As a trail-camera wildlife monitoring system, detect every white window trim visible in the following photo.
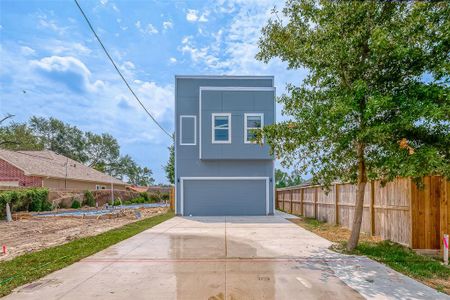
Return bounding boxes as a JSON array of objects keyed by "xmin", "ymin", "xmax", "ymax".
[
  {"xmin": 180, "ymin": 177, "xmax": 270, "ymax": 216},
  {"xmin": 179, "ymin": 115, "xmax": 197, "ymax": 146},
  {"xmin": 244, "ymin": 113, "xmax": 264, "ymax": 144},
  {"xmin": 211, "ymin": 113, "xmax": 232, "ymax": 144}
]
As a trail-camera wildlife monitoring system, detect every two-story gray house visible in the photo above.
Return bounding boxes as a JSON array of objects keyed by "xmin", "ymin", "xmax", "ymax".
[{"xmin": 174, "ymin": 75, "xmax": 275, "ymax": 216}]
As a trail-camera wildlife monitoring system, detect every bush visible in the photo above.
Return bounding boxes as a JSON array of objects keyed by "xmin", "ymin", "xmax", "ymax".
[
  {"xmin": 84, "ymin": 190, "xmax": 96, "ymax": 207},
  {"xmin": 113, "ymin": 199, "xmax": 122, "ymax": 206},
  {"xmin": 140, "ymin": 192, "xmax": 149, "ymax": 202},
  {"xmin": 71, "ymin": 199, "xmax": 81, "ymax": 209},
  {"xmin": 123, "ymin": 201, "xmax": 131, "ymax": 205},
  {"xmin": 0, "ymin": 188, "xmax": 49, "ymax": 215}
]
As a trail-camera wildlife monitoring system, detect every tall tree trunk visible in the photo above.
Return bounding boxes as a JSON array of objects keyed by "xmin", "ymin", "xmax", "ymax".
[{"xmin": 347, "ymin": 142, "xmax": 367, "ymax": 251}]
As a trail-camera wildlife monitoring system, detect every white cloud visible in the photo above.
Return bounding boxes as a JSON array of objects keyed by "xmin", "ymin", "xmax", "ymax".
[
  {"xmin": 186, "ymin": 9, "xmax": 199, "ymax": 22},
  {"xmin": 186, "ymin": 9, "xmax": 209, "ymax": 23},
  {"xmin": 135, "ymin": 81, "xmax": 174, "ymax": 120},
  {"xmin": 111, "ymin": 3, "xmax": 119, "ymax": 12},
  {"xmin": 169, "ymin": 57, "xmax": 177, "ymax": 64},
  {"xmin": 37, "ymin": 14, "xmax": 67, "ymax": 35},
  {"xmin": 163, "ymin": 21, "xmax": 173, "ymax": 30},
  {"xmin": 20, "ymin": 46, "xmax": 35, "ymax": 56},
  {"xmin": 135, "ymin": 21, "xmax": 158, "ymax": 34},
  {"xmin": 31, "ymin": 56, "xmax": 104, "ymax": 93},
  {"xmin": 44, "ymin": 41, "xmax": 92, "ymax": 56}
]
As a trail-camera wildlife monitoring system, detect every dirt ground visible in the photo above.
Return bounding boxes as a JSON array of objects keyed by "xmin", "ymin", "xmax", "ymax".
[{"xmin": 0, "ymin": 207, "xmax": 168, "ymax": 261}]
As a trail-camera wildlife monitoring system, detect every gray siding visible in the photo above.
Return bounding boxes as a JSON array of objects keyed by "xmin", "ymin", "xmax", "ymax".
[
  {"xmin": 175, "ymin": 76, "xmax": 275, "ymax": 216},
  {"xmin": 200, "ymin": 89, "xmax": 274, "ymax": 160}
]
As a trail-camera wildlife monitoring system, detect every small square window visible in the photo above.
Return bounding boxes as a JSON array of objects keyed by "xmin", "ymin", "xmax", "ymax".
[
  {"xmin": 245, "ymin": 113, "xmax": 264, "ymax": 144},
  {"xmin": 212, "ymin": 113, "xmax": 231, "ymax": 143}
]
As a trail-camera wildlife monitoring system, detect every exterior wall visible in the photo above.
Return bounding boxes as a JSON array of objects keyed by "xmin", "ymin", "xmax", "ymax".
[
  {"xmin": 0, "ymin": 159, "xmax": 42, "ymax": 187},
  {"xmin": 175, "ymin": 76, "xmax": 275, "ymax": 216},
  {"xmin": 200, "ymin": 89, "xmax": 274, "ymax": 159},
  {"xmin": 42, "ymin": 178, "xmax": 127, "ymax": 191}
]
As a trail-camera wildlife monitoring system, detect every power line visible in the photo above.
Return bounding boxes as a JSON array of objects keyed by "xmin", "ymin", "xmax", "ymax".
[{"xmin": 74, "ymin": 0, "xmax": 173, "ymax": 139}]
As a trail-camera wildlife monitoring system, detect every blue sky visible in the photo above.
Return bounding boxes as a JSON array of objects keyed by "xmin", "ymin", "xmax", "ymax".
[{"xmin": 0, "ymin": 0, "xmax": 306, "ymax": 184}]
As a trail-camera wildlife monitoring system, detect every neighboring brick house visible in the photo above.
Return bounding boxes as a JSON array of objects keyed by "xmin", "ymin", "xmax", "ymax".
[{"xmin": 0, "ymin": 149, "xmax": 128, "ymax": 190}]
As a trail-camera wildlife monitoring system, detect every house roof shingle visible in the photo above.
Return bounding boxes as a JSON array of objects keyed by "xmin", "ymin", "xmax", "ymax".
[{"xmin": 0, "ymin": 149, "xmax": 126, "ymax": 185}]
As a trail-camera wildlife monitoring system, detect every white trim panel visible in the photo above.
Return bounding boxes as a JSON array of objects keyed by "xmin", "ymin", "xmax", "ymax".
[
  {"xmin": 200, "ymin": 86, "xmax": 275, "ymax": 92},
  {"xmin": 179, "ymin": 115, "xmax": 197, "ymax": 146},
  {"xmin": 180, "ymin": 176, "xmax": 270, "ymax": 216}
]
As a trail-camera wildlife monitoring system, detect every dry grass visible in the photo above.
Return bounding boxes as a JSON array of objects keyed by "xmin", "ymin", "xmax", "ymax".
[{"xmin": 290, "ymin": 216, "xmax": 450, "ymax": 295}]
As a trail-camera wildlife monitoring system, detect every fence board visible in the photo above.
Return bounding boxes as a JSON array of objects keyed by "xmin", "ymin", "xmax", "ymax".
[{"xmin": 276, "ymin": 176, "xmax": 449, "ymax": 249}]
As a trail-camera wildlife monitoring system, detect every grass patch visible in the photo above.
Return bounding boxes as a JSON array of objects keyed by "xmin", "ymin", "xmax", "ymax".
[
  {"xmin": 290, "ymin": 216, "xmax": 450, "ymax": 294},
  {"xmin": 0, "ymin": 212, "xmax": 174, "ymax": 297}
]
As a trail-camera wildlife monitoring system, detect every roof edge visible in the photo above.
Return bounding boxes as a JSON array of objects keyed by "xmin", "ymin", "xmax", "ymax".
[
  {"xmin": 33, "ymin": 174, "xmax": 128, "ymax": 186},
  {"xmin": 175, "ymin": 75, "xmax": 274, "ymax": 80}
]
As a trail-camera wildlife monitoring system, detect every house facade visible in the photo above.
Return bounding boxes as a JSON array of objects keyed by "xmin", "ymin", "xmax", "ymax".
[
  {"xmin": 175, "ymin": 75, "xmax": 275, "ymax": 216},
  {"xmin": 0, "ymin": 149, "xmax": 128, "ymax": 190}
]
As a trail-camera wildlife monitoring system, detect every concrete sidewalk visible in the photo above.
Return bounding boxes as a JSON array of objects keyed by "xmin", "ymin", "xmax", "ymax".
[{"xmin": 4, "ymin": 214, "xmax": 448, "ymax": 299}]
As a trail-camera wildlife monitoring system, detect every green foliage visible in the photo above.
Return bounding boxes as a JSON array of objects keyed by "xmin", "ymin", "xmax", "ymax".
[
  {"xmin": 0, "ymin": 188, "xmax": 49, "ymax": 214},
  {"xmin": 164, "ymin": 143, "xmax": 175, "ymax": 184},
  {"xmin": 275, "ymin": 169, "xmax": 305, "ymax": 188},
  {"xmin": 0, "ymin": 122, "xmax": 43, "ymax": 151},
  {"xmin": 0, "ymin": 212, "xmax": 174, "ymax": 297},
  {"xmin": 140, "ymin": 192, "xmax": 150, "ymax": 202},
  {"xmin": 256, "ymin": 1, "xmax": 450, "ymax": 186},
  {"xmin": 113, "ymin": 199, "xmax": 122, "ymax": 206},
  {"xmin": 83, "ymin": 190, "xmax": 95, "ymax": 207},
  {"xmin": 70, "ymin": 199, "xmax": 81, "ymax": 209},
  {"xmin": 0, "ymin": 116, "xmax": 155, "ymax": 186},
  {"xmin": 352, "ymin": 241, "xmax": 450, "ymax": 280}
]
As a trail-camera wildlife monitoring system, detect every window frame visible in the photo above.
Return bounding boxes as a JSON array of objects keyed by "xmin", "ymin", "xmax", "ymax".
[
  {"xmin": 244, "ymin": 113, "xmax": 264, "ymax": 144},
  {"xmin": 179, "ymin": 115, "xmax": 197, "ymax": 146},
  {"xmin": 211, "ymin": 113, "xmax": 232, "ymax": 144}
]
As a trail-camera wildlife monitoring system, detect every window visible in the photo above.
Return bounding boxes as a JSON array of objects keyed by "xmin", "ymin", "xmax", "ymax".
[
  {"xmin": 96, "ymin": 185, "xmax": 106, "ymax": 190},
  {"xmin": 212, "ymin": 113, "xmax": 231, "ymax": 143},
  {"xmin": 245, "ymin": 113, "xmax": 264, "ymax": 144}
]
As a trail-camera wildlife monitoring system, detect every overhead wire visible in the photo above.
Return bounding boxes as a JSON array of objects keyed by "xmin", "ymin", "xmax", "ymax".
[{"xmin": 74, "ymin": 0, "xmax": 173, "ymax": 139}]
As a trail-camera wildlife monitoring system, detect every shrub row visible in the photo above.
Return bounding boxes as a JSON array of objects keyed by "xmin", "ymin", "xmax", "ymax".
[
  {"xmin": 0, "ymin": 188, "xmax": 50, "ymax": 215},
  {"xmin": 113, "ymin": 192, "xmax": 169, "ymax": 206}
]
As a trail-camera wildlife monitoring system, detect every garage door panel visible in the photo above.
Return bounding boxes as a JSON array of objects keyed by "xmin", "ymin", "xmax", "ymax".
[{"xmin": 183, "ymin": 179, "xmax": 266, "ymax": 216}]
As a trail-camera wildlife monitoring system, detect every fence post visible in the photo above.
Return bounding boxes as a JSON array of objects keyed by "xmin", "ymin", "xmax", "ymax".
[
  {"xmin": 335, "ymin": 184, "xmax": 339, "ymax": 226},
  {"xmin": 290, "ymin": 189, "xmax": 293, "ymax": 214},
  {"xmin": 275, "ymin": 189, "xmax": 278, "ymax": 210},
  {"xmin": 370, "ymin": 181, "xmax": 375, "ymax": 236},
  {"xmin": 300, "ymin": 188, "xmax": 304, "ymax": 216},
  {"xmin": 314, "ymin": 187, "xmax": 318, "ymax": 219}
]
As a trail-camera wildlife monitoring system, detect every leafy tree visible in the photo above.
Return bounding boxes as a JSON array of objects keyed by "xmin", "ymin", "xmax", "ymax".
[
  {"xmin": 29, "ymin": 116, "xmax": 87, "ymax": 163},
  {"xmin": 164, "ymin": 144, "xmax": 175, "ymax": 184},
  {"xmin": 275, "ymin": 169, "xmax": 305, "ymax": 188},
  {"xmin": 128, "ymin": 166, "xmax": 155, "ymax": 186},
  {"xmin": 275, "ymin": 169, "xmax": 289, "ymax": 188},
  {"xmin": 257, "ymin": 1, "xmax": 450, "ymax": 250},
  {"xmin": 0, "ymin": 122, "xmax": 43, "ymax": 150},
  {"xmin": 1, "ymin": 116, "xmax": 155, "ymax": 187},
  {"xmin": 85, "ymin": 132, "xmax": 120, "ymax": 171}
]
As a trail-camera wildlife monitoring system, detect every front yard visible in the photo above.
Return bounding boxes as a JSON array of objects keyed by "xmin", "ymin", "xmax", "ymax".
[
  {"xmin": 290, "ymin": 216, "xmax": 450, "ymax": 294},
  {"xmin": 0, "ymin": 211, "xmax": 174, "ymax": 297}
]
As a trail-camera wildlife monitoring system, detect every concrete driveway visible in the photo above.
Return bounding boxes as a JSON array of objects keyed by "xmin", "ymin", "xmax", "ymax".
[{"xmin": 4, "ymin": 212, "xmax": 448, "ymax": 300}]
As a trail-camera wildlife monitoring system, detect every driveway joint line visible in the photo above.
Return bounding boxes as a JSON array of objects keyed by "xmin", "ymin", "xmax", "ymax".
[{"xmin": 55, "ymin": 217, "xmax": 184, "ymax": 299}]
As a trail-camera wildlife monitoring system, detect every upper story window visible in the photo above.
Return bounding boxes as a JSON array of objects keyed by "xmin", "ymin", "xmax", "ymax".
[
  {"xmin": 245, "ymin": 113, "xmax": 264, "ymax": 144},
  {"xmin": 212, "ymin": 113, "xmax": 231, "ymax": 143}
]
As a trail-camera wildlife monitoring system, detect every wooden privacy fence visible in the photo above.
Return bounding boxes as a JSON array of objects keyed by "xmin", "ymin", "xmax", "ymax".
[{"xmin": 276, "ymin": 176, "xmax": 450, "ymax": 250}]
